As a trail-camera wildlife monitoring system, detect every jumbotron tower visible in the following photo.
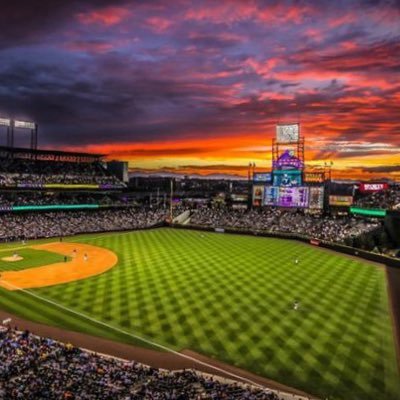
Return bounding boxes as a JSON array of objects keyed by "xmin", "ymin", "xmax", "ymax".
[{"xmin": 272, "ymin": 123, "xmax": 304, "ymax": 186}]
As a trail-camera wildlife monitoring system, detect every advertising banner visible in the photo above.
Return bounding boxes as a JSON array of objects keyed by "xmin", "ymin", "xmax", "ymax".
[
  {"xmin": 329, "ymin": 195, "xmax": 353, "ymax": 206},
  {"xmin": 252, "ymin": 185, "xmax": 264, "ymax": 206},
  {"xmin": 359, "ymin": 183, "xmax": 388, "ymax": 192},
  {"xmin": 253, "ymin": 173, "xmax": 272, "ymax": 183},
  {"xmin": 304, "ymin": 172, "xmax": 325, "ymax": 183},
  {"xmin": 309, "ymin": 187, "xmax": 324, "ymax": 209}
]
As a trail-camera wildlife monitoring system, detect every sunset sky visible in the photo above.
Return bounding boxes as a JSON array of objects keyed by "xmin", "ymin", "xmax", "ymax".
[{"xmin": 1, "ymin": 0, "xmax": 399, "ymax": 180}]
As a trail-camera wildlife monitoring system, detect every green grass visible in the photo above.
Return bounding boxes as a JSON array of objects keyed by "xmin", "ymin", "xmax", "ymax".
[
  {"xmin": 0, "ymin": 228, "xmax": 398, "ymax": 400},
  {"xmin": 0, "ymin": 248, "xmax": 68, "ymax": 271}
]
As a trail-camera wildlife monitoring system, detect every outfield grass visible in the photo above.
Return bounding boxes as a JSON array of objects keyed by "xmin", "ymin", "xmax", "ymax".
[{"xmin": 0, "ymin": 228, "xmax": 399, "ymax": 400}]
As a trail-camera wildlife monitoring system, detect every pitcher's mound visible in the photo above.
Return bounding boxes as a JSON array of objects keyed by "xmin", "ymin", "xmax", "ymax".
[{"xmin": 1, "ymin": 256, "xmax": 23, "ymax": 262}]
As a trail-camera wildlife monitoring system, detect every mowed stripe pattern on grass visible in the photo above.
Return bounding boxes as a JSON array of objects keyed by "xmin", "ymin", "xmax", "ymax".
[
  {"xmin": 0, "ymin": 249, "xmax": 67, "ymax": 272},
  {"xmin": 0, "ymin": 228, "xmax": 398, "ymax": 400}
]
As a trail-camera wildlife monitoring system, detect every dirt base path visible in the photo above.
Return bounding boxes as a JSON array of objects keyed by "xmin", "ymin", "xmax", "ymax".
[{"xmin": 0, "ymin": 242, "xmax": 118, "ymax": 290}]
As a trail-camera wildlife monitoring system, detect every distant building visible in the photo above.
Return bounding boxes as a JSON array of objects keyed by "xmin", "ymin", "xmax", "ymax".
[{"xmin": 106, "ymin": 161, "xmax": 129, "ymax": 183}]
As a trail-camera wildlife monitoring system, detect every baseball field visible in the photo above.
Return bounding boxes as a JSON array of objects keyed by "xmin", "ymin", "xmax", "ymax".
[{"xmin": 0, "ymin": 228, "xmax": 398, "ymax": 400}]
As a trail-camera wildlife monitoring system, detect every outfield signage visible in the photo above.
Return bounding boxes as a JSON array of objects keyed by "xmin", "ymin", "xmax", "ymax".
[
  {"xmin": 309, "ymin": 187, "xmax": 324, "ymax": 209},
  {"xmin": 253, "ymin": 172, "xmax": 272, "ymax": 182},
  {"xmin": 11, "ymin": 204, "xmax": 100, "ymax": 212},
  {"xmin": 252, "ymin": 185, "xmax": 264, "ymax": 207},
  {"xmin": 304, "ymin": 172, "xmax": 325, "ymax": 183},
  {"xmin": 45, "ymin": 184, "xmax": 100, "ymax": 189},
  {"xmin": 329, "ymin": 195, "xmax": 353, "ymax": 206},
  {"xmin": 10, "ymin": 183, "xmax": 124, "ymax": 190},
  {"xmin": 350, "ymin": 207, "xmax": 386, "ymax": 217},
  {"xmin": 231, "ymin": 194, "xmax": 248, "ymax": 202},
  {"xmin": 359, "ymin": 183, "xmax": 388, "ymax": 192}
]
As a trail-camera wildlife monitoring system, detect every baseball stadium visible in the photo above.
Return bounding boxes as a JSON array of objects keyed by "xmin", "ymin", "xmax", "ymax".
[
  {"xmin": 1, "ymin": 1, "xmax": 400, "ymax": 398},
  {"xmin": 0, "ymin": 121, "xmax": 399, "ymax": 400}
]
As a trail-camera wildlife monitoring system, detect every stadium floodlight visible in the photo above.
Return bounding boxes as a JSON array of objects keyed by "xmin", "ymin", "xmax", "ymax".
[
  {"xmin": 0, "ymin": 118, "xmax": 11, "ymax": 126},
  {"xmin": 14, "ymin": 120, "xmax": 35, "ymax": 129}
]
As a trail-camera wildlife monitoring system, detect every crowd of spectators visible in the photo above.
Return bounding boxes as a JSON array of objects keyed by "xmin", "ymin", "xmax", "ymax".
[
  {"xmin": 0, "ymin": 158, "xmax": 124, "ymax": 187},
  {"xmin": 189, "ymin": 208, "xmax": 382, "ymax": 246},
  {"xmin": 0, "ymin": 204, "xmax": 387, "ymax": 248},
  {"xmin": 0, "ymin": 326, "xmax": 280, "ymax": 399},
  {"xmin": 355, "ymin": 186, "xmax": 400, "ymax": 210},
  {"xmin": 0, "ymin": 192, "xmax": 133, "ymax": 208},
  {"xmin": 0, "ymin": 208, "xmax": 168, "ymax": 241}
]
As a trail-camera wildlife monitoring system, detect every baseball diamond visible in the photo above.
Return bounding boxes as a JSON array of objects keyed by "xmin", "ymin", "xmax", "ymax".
[{"xmin": 0, "ymin": 228, "xmax": 398, "ymax": 400}]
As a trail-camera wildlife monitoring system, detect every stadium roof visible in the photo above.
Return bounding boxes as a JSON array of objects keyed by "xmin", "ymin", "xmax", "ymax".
[{"xmin": 0, "ymin": 146, "xmax": 104, "ymax": 162}]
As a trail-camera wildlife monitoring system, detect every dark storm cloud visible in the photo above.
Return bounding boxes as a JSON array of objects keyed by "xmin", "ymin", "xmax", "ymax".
[
  {"xmin": 0, "ymin": 52, "xmax": 248, "ymax": 145},
  {"xmin": 0, "ymin": 0, "xmax": 399, "ymax": 171},
  {"xmin": 313, "ymin": 38, "xmax": 400, "ymax": 74},
  {"xmin": 0, "ymin": 1, "xmax": 130, "ymax": 48},
  {"xmin": 185, "ymin": 33, "xmax": 244, "ymax": 49}
]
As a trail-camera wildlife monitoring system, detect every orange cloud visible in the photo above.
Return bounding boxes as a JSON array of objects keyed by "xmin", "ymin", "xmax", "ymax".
[{"xmin": 55, "ymin": 124, "xmax": 400, "ymax": 181}]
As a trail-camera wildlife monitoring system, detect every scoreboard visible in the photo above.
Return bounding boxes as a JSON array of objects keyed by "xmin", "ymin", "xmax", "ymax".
[
  {"xmin": 254, "ymin": 185, "xmax": 325, "ymax": 209},
  {"xmin": 263, "ymin": 186, "xmax": 309, "ymax": 208},
  {"xmin": 278, "ymin": 187, "xmax": 309, "ymax": 207},
  {"xmin": 264, "ymin": 186, "xmax": 280, "ymax": 206}
]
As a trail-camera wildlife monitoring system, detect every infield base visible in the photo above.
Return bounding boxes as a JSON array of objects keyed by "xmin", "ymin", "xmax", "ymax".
[{"xmin": 1, "ymin": 256, "xmax": 23, "ymax": 262}]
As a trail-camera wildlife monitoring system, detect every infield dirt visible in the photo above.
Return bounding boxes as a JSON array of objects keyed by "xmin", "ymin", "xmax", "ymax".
[{"xmin": 0, "ymin": 242, "xmax": 117, "ymax": 290}]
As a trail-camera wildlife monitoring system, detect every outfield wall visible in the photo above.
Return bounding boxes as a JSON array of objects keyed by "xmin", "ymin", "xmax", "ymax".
[{"xmin": 170, "ymin": 223, "xmax": 400, "ymax": 268}]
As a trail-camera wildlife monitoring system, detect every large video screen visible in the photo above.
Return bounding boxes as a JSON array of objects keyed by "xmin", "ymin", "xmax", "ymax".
[
  {"xmin": 263, "ymin": 186, "xmax": 309, "ymax": 207},
  {"xmin": 264, "ymin": 186, "xmax": 279, "ymax": 205},
  {"xmin": 309, "ymin": 187, "xmax": 324, "ymax": 209},
  {"xmin": 278, "ymin": 187, "xmax": 309, "ymax": 207},
  {"xmin": 276, "ymin": 123, "xmax": 299, "ymax": 143},
  {"xmin": 273, "ymin": 170, "xmax": 302, "ymax": 187}
]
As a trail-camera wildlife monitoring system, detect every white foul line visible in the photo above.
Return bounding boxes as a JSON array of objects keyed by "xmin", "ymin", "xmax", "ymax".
[{"xmin": 0, "ymin": 279, "xmax": 284, "ymax": 395}]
